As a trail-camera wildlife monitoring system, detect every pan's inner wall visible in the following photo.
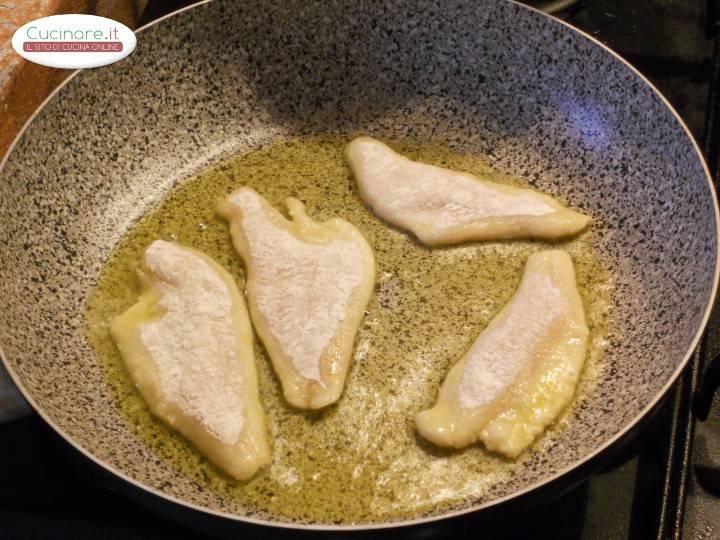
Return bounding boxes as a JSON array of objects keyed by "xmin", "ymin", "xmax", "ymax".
[{"xmin": 0, "ymin": 0, "xmax": 715, "ymax": 525}]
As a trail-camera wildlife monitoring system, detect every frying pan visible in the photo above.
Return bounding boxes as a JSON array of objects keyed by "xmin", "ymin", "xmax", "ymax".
[{"xmin": 0, "ymin": 0, "xmax": 718, "ymax": 532}]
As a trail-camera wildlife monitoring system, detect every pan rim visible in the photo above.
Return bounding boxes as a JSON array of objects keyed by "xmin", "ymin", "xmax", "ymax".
[{"xmin": 1, "ymin": 0, "xmax": 718, "ymax": 531}]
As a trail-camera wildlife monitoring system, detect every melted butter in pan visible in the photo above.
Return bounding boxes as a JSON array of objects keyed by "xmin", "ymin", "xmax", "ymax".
[{"xmin": 85, "ymin": 136, "xmax": 613, "ymax": 524}]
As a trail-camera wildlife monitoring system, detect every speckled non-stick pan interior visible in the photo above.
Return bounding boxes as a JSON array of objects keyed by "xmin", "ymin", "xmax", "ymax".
[{"xmin": 0, "ymin": 0, "xmax": 717, "ymax": 529}]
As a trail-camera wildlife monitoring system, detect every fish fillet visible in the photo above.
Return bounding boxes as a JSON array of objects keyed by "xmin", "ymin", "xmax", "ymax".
[
  {"xmin": 111, "ymin": 240, "xmax": 271, "ymax": 480},
  {"xmin": 345, "ymin": 136, "xmax": 590, "ymax": 246},
  {"xmin": 217, "ymin": 187, "xmax": 375, "ymax": 410},
  {"xmin": 415, "ymin": 250, "xmax": 589, "ymax": 457}
]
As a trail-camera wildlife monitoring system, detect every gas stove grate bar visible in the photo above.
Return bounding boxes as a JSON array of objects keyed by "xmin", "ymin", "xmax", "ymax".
[
  {"xmin": 657, "ymin": 347, "xmax": 705, "ymax": 539},
  {"xmin": 702, "ymin": 0, "xmax": 720, "ymax": 179}
]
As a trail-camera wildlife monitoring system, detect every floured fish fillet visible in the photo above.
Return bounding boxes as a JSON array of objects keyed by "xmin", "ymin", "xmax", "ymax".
[
  {"xmin": 345, "ymin": 136, "xmax": 590, "ymax": 246},
  {"xmin": 217, "ymin": 187, "xmax": 375, "ymax": 410},
  {"xmin": 111, "ymin": 240, "xmax": 271, "ymax": 480},
  {"xmin": 415, "ymin": 250, "xmax": 589, "ymax": 457}
]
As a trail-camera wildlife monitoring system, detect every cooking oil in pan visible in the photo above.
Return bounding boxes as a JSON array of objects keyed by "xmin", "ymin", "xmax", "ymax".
[{"xmin": 85, "ymin": 136, "xmax": 613, "ymax": 523}]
